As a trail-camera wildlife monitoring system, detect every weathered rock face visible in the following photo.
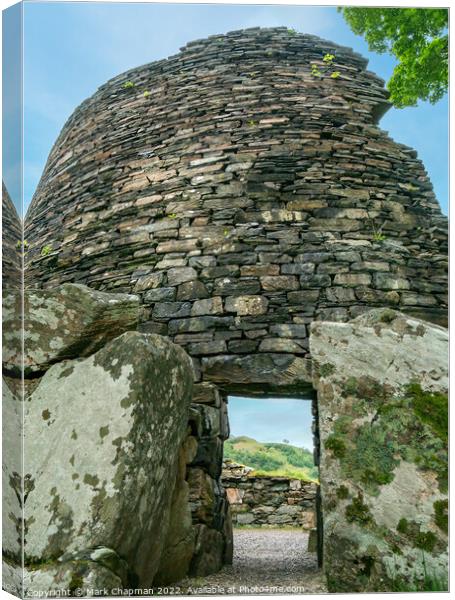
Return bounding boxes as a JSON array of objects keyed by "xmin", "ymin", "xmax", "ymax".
[
  {"xmin": 2, "ymin": 380, "xmax": 22, "ymax": 569},
  {"xmin": 222, "ymin": 461, "xmax": 317, "ymax": 529},
  {"xmin": 154, "ymin": 433, "xmax": 198, "ymax": 584},
  {"xmin": 310, "ymin": 309, "xmax": 448, "ymax": 592},
  {"xmin": 23, "ymin": 331, "xmax": 194, "ymax": 590},
  {"xmin": 3, "ymin": 284, "xmax": 140, "ymax": 375},
  {"xmin": 24, "ymin": 28, "xmax": 447, "ymax": 391}
]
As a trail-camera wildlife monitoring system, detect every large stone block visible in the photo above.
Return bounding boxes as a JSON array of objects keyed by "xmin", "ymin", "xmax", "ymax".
[
  {"xmin": 23, "ymin": 332, "xmax": 194, "ymax": 588},
  {"xmin": 189, "ymin": 525, "xmax": 224, "ymax": 577},
  {"xmin": 3, "ymin": 284, "xmax": 139, "ymax": 375},
  {"xmin": 224, "ymin": 295, "xmax": 268, "ymax": 316},
  {"xmin": 310, "ymin": 309, "xmax": 448, "ymax": 592},
  {"xmin": 155, "ymin": 438, "xmax": 196, "ymax": 585},
  {"xmin": 202, "ymin": 353, "xmax": 313, "ymax": 395}
]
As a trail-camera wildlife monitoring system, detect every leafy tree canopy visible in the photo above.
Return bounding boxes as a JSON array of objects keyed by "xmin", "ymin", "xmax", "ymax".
[{"xmin": 339, "ymin": 7, "xmax": 448, "ymax": 107}]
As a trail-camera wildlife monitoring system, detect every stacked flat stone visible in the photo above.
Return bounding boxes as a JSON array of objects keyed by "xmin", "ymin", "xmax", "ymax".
[
  {"xmin": 2, "ymin": 184, "xmax": 22, "ymax": 289},
  {"xmin": 186, "ymin": 382, "xmax": 233, "ymax": 575},
  {"xmin": 222, "ymin": 461, "xmax": 317, "ymax": 528},
  {"xmin": 24, "ymin": 27, "xmax": 448, "ymax": 384}
]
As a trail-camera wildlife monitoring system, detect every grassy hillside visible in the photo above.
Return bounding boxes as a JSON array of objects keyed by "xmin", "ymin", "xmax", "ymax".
[{"xmin": 224, "ymin": 436, "xmax": 319, "ymax": 482}]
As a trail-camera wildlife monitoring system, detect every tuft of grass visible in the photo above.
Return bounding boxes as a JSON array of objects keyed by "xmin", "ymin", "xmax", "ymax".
[
  {"xmin": 251, "ymin": 468, "xmax": 316, "ymax": 483},
  {"xmin": 372, "ymin": 232, "xmax": 386, "ymax": 242}
]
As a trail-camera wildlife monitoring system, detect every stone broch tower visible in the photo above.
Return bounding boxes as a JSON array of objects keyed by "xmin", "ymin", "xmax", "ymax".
[{"xmin": 22, "ymin": 27, "xmax": 448, "ymax": 585}]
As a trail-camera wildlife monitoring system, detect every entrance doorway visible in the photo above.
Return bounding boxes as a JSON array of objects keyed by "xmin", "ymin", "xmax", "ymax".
[{"xmin": 218, "ymin": 395, "xmax": 323, "ymax": 592}]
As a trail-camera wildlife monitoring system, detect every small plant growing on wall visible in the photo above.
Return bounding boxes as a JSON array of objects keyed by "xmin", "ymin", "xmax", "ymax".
[
  {"xmin": 311, "ymin": 53, "xmax": 341, "ymax": 79},
  {"xmin": 368, "ymin": 215, "xmax": 386, "ymax": 242},
  {"xmin": 40, "ymin": 244, "xmax": 53, "ymax": 257},
  {"xmin": 123, "ymin": 81, "xmax": 135, "ymax": 89},
  {"xmin": 16, "ymin": 240, "xmax": 29, "ymax": 252}
]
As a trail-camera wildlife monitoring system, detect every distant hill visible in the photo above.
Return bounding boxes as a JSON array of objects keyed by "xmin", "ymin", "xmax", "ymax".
[{"xmin": 224, "ymin": 436, "xmax": 319, "ymax": 482}]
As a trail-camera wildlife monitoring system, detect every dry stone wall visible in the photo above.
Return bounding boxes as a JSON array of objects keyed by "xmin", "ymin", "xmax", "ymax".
[
  {"xmin": 185, "ymin": 382, "xmax": 233, "ymax": 577},
  {"xmin": 2, "ymin": 184, "xmax": 22, "ymax": 290},
  {"xmin": 222, "ymin": 461, "xmax": 317, "ymax": 529},
  {"xmin": 24, "ymin": 27, "xmax": 447, "ymax": 393}
]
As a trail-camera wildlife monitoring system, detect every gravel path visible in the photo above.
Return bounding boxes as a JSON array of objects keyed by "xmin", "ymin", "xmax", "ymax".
[{"xmin": 176, "ymin": 529, "xmax": 327, "ymax": 595}]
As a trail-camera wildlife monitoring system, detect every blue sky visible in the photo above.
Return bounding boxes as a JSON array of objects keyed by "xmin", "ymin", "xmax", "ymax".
[
  {"xmin": 19, "ymin": 1, "xmax": 449, "ymax": 216},
  {"xmin": 228, "ymin": 396, "xmax": 314, "ymax": 450}
]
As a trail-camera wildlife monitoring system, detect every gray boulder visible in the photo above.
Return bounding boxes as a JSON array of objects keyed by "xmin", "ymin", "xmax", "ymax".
[
  {"xmin": 2, "ymin": 379, "xmax": 22, "ymax": 559},
  {"xmin": 24, "ymin": 331, "xmax": 194, "ymax": 590},
  {"xmin": 3, "ymin": 284, "xmax": 140, "ymax": 375},
  {"xmin": 310, "ymin": 309, "xmax": 448, "ymax": 592},
  {"xmin": 24, "ymin": 548, "xmax": 128, "ymax": 597}
]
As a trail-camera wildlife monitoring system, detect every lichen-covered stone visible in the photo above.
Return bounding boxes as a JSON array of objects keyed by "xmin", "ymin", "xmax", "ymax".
[
  {"xmin": 3, "ymin": 284, "xmax": 140, "ymax": 375},
  {"xmin": 154, "ymin": 436, "xmax": 197, "ymax": 585},
  {"xmin": 23, "ymin": 331, "xmax": 194, "ymax": 588},
  {"xmin": 24, "ymin": 549, "xmax": 127, "ymax": 598},
  {"xmin": 2, "ymin": 380, "xmax": 22, "ymax": 561},
  {"xmin": 310, "ymin": 309, "xmax": 448, "ymax": 592}
]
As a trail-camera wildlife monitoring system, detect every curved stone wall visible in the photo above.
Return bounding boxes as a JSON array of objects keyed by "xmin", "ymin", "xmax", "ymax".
[
  {"xmin": 2, "ymin": 183, "xmax": 22, "ymax": 289},
  {"xmin": 24, "ymin": 27, "xmax": 448, "ymax": 387}
]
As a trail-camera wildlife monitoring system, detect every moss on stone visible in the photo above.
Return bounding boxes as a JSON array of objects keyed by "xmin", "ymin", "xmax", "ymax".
[
  {"xmin": 434, "ymin": 499, "xmax": 448, "ymax": 534},
  {"xmin": 396, "ymin": 518, "xmax": 439, "ymax": 553},
  {"xmin": 319, "ymin": 362, "xmax": 335, "ymax": 377},
  {"xmin": 396, "ymin": 518, "xmax": 409, "ymax": 534},
  {"xmin": 343, "ymin": 377, "xmax": 358, "ymax": 396},
  {"xmin": 379, "ymin": 309, "xmax": 396, "ymax": 323},
  {"xmin": 344, "ymin": 426, "xmax": 398, "ymax": 494},
  {"xmin": 325, "ymin": 496, "xmax": 338, "ymax": 512},
  {"xmin": 406, "ymin": 383, "xmax": 448, "ymax": 443},
  {"xmin": 68, "ymin": 572, "xmax": 85, "ymax": 595},
  {"xmin": 336, "ymin": 485, "xmax": 349, "ymax": 499},
  {"xmin": 414, "ymin": 531, "xmax": 438, "ymax": 553},
  {"xmin": 345, "ymin": 493, "xmax": 372, "ymax": 525},
  {"xmin": 328, "ymin": 380, "xmax": 448, "ymax": 495},
  {"xmin": 324, "ymin": 435, "xmax": 346, "ymax": 458}
]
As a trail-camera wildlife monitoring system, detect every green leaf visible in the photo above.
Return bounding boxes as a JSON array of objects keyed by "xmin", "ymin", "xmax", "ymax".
[{"xmin": 339, "ymin": 7, "xmax": 448, "ymax": 107}]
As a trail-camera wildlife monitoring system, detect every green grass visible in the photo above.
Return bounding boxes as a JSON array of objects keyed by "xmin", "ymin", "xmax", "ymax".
[
  {"xmin": 224, "ymin": 436, "xmax": 318, "ymax": 482},
  {"xmin": 389, "ymin": 572, "xmax": 448, "ymax": 592}
]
